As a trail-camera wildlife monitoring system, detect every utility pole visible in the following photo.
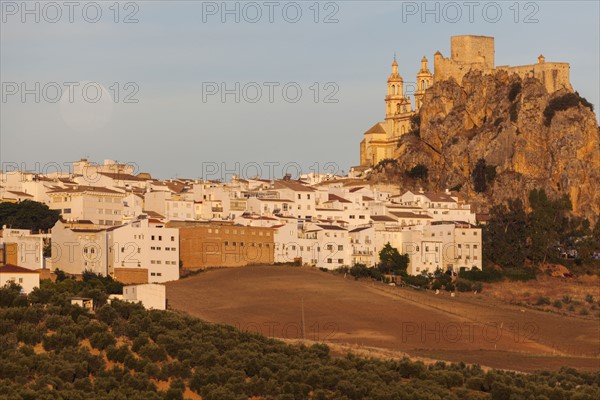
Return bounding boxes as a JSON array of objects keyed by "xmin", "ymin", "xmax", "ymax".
[{"xmin": 301, "ymin": 297, "xmax": 306, "ymax": 340}]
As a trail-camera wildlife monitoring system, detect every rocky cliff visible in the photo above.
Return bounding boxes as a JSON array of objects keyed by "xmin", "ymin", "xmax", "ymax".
[{"xmin": 379, "ymin": 70, "xmax": 599, "ymax": 218}]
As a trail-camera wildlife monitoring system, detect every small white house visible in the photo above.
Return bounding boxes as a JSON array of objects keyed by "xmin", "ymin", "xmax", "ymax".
[
  {"xmin": 0, "ymin": 264, "xmax": 40, "ymax": 294},
  {"xmin": 122, "ymin": 283, "xmax": 166, "ymax": 310}
]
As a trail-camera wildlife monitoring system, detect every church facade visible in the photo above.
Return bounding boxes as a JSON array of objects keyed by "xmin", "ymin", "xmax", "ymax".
[{"xmin": 359, "ymin": 35, "xmax": 572, "ymax": 167}]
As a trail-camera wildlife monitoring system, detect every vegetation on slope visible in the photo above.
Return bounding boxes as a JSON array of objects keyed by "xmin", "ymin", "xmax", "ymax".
[
  {"xmin": 483, "ymin": 190, "xmax": 600, "ymax": 271},
  {"xmin": 0, "ymin": 200, "xmax": 60, "ymax": 232},
  {"xmin": 2, "ymin": 276, "xmax": 600, "ymax": 399}
]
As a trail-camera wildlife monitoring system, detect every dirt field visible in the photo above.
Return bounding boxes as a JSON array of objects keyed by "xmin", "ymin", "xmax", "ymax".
[{"xmin": 166, "ymin": 266, "xmax": 600, "ymax": 372}]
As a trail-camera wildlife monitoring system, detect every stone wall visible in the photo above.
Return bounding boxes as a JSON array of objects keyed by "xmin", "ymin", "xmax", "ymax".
[{"xmin": 497, "ymin": 62, "xmax": 572, "ymax": 93}]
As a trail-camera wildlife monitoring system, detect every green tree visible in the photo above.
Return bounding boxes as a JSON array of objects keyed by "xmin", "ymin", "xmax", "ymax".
[
  {"xmin": 0, "ymin": 200, "xmax": 60, "ymax": 231},
  {"xmin": 528, "ymin": 189, "xmax": 571, "ymax": 264},
  {"xmin": 483, "ymin": 199, "xmax": 528, "ymax": 268},
  {"xmin": 378, "ymin": 243, "xmax": 409, "ymax": 275}
]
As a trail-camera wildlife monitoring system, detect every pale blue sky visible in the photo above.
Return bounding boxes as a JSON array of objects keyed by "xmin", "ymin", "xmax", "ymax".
[{"xmin": 1, "ymin": 1, "xmax": 599, "ymax": 179}]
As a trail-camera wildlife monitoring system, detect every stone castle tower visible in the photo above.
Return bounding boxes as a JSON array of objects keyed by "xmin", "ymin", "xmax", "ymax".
[{"xmin": 359, "ymin": 35, "xmax": 573, "ymax": 167}]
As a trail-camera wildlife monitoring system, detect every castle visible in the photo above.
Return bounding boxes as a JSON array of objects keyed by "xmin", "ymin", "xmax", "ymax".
[{"xmin": 359, "ymin": 35, "xmax": 573, "ymax": 167}]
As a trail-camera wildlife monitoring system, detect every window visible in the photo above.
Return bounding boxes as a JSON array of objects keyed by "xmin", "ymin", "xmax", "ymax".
[
  {"xmin": 474, "ymin": 245, "xmax": 478, "ymax": 249},
  {"xmin": 297, "ymin": 194, "xmax": 301, "ymax": 199},
  {"xmin": 338, "ymin": 245, "xmax": 343, "ymax": 251},
  {"xmin": 151, "ymin": 235, "xmax": 155, "ymax": 240},
  {"xmin": 19, "ymin": 278, "xmax": 23, "ymax": 283},
  {"xmin": 158, "ymin": 236, "xmax": 162, "ymax": 241},
  {"xmin": 327, "ymin": 258, "xmax": 332, "ymax": 263},
  {"xmin": 338, "ymin": 259, "xmax": 343, "ymax": 264},
  {"xmin": 63, "ymin": 208, "xmax": 71, "ymax": 214},
  {"xmin": 171, "ymin": 236, "xmax": 175, "ymax": 241}
]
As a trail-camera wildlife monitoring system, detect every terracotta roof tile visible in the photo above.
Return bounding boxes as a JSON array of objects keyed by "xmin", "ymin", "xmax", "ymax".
[{"xmin": 0, "ymin": 264, "xmax": 40, "ymax": 274}]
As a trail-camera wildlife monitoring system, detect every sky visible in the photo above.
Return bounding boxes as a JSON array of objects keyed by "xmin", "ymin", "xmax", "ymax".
[{"xmin": 1, "ymin": 0, "xmax": 599, "ymax": 180}]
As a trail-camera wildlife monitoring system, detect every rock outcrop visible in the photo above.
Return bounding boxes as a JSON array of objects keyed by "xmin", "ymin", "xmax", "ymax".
[{"xmin": 381, "ymin": 70, "xmax": 599, "ymax": 218}]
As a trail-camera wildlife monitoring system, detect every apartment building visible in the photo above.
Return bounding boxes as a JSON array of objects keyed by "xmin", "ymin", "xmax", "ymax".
[
  {"xmin": 47, "ymin": 185, "xmax": 126, "ymax": 226},
  {"xmin": 112, "ymin": 218, "xmax": 179, "ymax": 283},
  {"xmin": 176, "ymin": 222, "xmax": 274, "ymax": 269}
]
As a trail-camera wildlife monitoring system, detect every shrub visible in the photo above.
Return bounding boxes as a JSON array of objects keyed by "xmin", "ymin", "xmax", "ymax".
[
  {"xmin": 562, "ymin": 295, "xmax": 572, "ymax": 304},
  {"xmin": 472, "ymin": 159, "xmax": 487, "ymax": 193},
  {"xmin": 553, "ymin": 300, "xmax": 563, "ymax": 309},
  {"xmin": 536, "ymin": 296, "xmax": 551, "ymax": 306},
  {"xmin": 89, "ymin": 331, "xmax": 116, "ymax": 350},
  {"xmin": 408, "ymin": 114, "xmax": 421, "ymax": 137},
  {"xmin": 579, "ymin": 308, "xmax": 589, "ymax": 316},
  {"xmin": 455, "ymin": 280, "xmax": 473, "ymax": 292},
  {"xmin": 459, "ymin": 267, "xmax": 502, "ymax": 283},
  {"xmin": 508, "ymin": 82, "xmax": 522, "ymax": 102},
  {"xmin": 585, "ymin": 294, "xmax": 594, "ymax": 304},
  {"xmin": 543, "ymin": 92, "xmax": 594, "ymax": 126},
  {"xmin": 509, "ymin": 102, "xmax": 519, "ymax": 122},
  {"xmin": 503, "ymin": 267, "xmax": 536, "ymax": 282},
  {"xmin": 406, "ymin": 164, "xmax": 428, "ymax": 180}
]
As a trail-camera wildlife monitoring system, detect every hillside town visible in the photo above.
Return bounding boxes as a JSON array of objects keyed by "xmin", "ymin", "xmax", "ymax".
[{"xmin": 0, "ymin": 157, "xmax": 484, "ymax": 289}]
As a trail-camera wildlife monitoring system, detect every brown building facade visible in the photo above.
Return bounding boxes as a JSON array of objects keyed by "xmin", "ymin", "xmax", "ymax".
[{"xmin": 177, "ymin": 223, "xmax": 274, "ymax": 269}]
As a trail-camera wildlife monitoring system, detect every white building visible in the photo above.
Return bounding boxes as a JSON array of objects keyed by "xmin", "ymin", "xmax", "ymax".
[
  {"xmin": 0, "ymin": 226, "xmax": 50, "ymax": 270},
  {"xmin": 273, "ymin": 221, "xmax": 351, "ymax": 269},
  {"xmin": 50, "ymin": 220, "xmax": 114, "ymax": 276},
  {"xmin": 0, "ymin": 264, "xmax": 40, "ymax": 294},
  {"xmin": 47, "ymin": 185, "xmax": 126, "ymax": 226},
  {"xmin": 112, "ymin": 218, "xmax": 179, "ymax": 283},
  {"xmin": 122, "ymin": 283, "xmax": 166, "ymax": 310}
]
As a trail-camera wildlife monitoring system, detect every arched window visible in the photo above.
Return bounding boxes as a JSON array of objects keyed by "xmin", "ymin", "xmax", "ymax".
[
  {"xmin": 421, "ymin": 80, "xmax": 425, "ymax": 90},
  {"xmin": 396, "ymin": 103, "xmax": 401, "ymax": 113}
]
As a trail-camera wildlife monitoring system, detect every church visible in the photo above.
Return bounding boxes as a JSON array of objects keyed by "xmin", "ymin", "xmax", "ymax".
[{"xmin": 359, "ymin": 55, "xmax": 432, "ymax": 167}]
